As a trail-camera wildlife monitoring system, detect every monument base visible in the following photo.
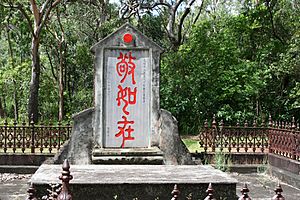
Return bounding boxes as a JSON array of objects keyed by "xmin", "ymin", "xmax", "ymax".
[
  {"xmin": 30, "ymin": 164, "xmax": 237, "ymax": 199},
  {"xmin": 92, "ymin": 147, "xmax": 164, "ymax": 164}
]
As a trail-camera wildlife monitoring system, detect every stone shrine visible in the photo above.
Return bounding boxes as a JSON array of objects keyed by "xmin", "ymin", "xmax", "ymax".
[
  {"xmin": 31, "ymin": 23, "xmax": 238, "ymax": 199},
  {"xmin": 52, "ymin": 23, "xmax": 193, "ymax": 165},
  {"xmin": 91, "ymin": 23, "xmax": 162, "ymax": 148}
]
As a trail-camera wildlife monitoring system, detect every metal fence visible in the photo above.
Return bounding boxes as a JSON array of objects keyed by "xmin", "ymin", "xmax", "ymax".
[
  {"xmin": 0, "ymin": 119, "xmax": 71, "ymax": 154},
  {"xmin": 199, "ymin": 115, "xmax": 300, "ymax": 161},
  {"xmin": 25, "ymin": 159, "xmax": 286, "ymax": 200}
]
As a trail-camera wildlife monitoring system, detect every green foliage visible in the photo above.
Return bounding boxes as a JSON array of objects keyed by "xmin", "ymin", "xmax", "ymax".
[
  {"xmin": 161, "ymin": 0, "xmax": 300, "ymax": 134},
  {"xmin": 0, "ymin": 0, "xmax": 299, "ymax": 131},
  {"xmin": 214, "ymin": 151, "xmax": 232, "ymax": 172}
]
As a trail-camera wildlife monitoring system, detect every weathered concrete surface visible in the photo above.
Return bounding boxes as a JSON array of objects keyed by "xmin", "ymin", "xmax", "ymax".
[
  {"xmin": 159, "ymin": 109, "xmax": 194, "ymax": 165},
  {"xmin": 67, "ymin": 108, "xmax": 94, "ymax": 164},
  {"xmin": 0, "ymin": 173, "xmax": 31, "ymax": 200},
  {"xmin": 0, "ymin": 154, "xmax": 53, "ymax": 166},
  {"xmin": 268, "ymin": 153, "xmax": 300, "ymax": 189},
  {"xmin": 2, "ymin": 171, "xmax": 300, "ymax": 199},
  {"xmin": 231, "ymin": 172, "xmax": 300, "ymax": 200},
  {"xmin": 50, "ymin": 108, "xmax": 94, "ymax": 165},
  {"xmin": 30, "ymin": 164, "xmax": 237, "ymax": 200},
  {"xmin": 92, "ymin": 147, "xmax": 164, "ymax": 164}
]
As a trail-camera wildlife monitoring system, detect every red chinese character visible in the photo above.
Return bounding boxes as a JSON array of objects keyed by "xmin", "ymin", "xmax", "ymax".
[
  {"xmin": 116, "ymin": 52, "xmax": 136, "ymax": 84},
  {"xmin": 115, "ymin": 116, "xmax": 135, "ymax": 148},
  {"xmin": 116, "ymin": 85, "xmax": 137, "ymax": 115}
]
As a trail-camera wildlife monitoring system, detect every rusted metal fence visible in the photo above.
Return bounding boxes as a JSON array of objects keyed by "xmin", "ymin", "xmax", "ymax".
[
  {"xmin": 199, "ymin": 115, "xmax": 300, "ymax": 161},
  {"xmin": 0, "ymin": 119, "xmax": 71, "ymax": 154},
  {"xmin": 26, "ymin": 159, "xmax": 286, "ymax": 200}
]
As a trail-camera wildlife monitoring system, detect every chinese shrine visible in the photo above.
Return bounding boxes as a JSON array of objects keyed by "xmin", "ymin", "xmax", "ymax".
[
  {"xmin": 49, "ymin": 23, "xmax": 193, "ymax": 165},
  {"xmin": 30, "ymin": 23, "xmax": 237, "ymax": 199}
]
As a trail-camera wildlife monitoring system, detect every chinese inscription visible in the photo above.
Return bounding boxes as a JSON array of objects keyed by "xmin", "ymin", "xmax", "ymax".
[
  {"xmin": 116, "ymin": 52, "xmax": 137, "ymax": 147},
  {"xmin": 104, "ymin": 49, "xmax": 150, "ymax": 148}
]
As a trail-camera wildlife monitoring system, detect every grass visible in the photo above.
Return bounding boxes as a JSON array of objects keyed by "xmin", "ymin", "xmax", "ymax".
[{"xmin": 182, "ymin": 138, "xmax": 203, "ymax": 153}]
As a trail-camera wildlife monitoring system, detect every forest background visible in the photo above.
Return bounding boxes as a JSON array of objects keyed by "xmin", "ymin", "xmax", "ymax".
[{"xmin": 0, "ymin": 0, "xmax": 299, "ymax": 134}]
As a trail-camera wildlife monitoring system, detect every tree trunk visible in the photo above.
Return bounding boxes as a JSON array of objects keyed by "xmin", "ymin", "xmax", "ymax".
[
  {"xmin": 58, "ymin": 42, "xmax": 64, "ymax": 121},
  {"xmin": 28, "ymin": 36, "xmax": 40, "ymax": 122},
  {"xmin": 13, "ymin": 80, "xmax": 19, "ymax": 121},
  {"xmin": 0, "ymin": 97, "xmax": 5, "ymax": 118}
]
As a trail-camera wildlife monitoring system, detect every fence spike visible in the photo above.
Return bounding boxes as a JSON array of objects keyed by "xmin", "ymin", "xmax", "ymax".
[
  {"xmin": 212, "ymin": 114, "xmax": 216, "ymax": 128},
  {"xmin": 57, "ymin": 159, "xmax": 73, "ymax": 200},
  {"xmin": 291, "ymin": 117, "xmax": 296, "ymax": 129},
  {"xmin": 204, "ymin": 119, "xmax": 208, "ymax": 128},
  {"xmin": 30, "ymin": 113, "xmax": 34, "ymax": 124},
  {"xmin": 204, "ymin": 183, "xmax": 216, "ymax": 200},
  {"xmin": 268, "ymin": 115, "xmax": 272, "ymax": 127},
  {"xmin": 252, "ymin": 120, "xmax": 257, "ymax": 128},
  {"xmin": 244, "ymin": 120, "xmax": 248, "ymax": 127},
  {"xmin": 238, "ymin": 183, "xmax": 251, "ymax": 200},
  {"xmin": 26, "ymin": 183, "xmax": 38, "ymax": 200},
  {"xmin": 171, "ymin": 184, "xmax": 180, "ymax": 200},
  {"xmin": 220, "ymin": 119, "xmax": 224, "ymax": 127},
  {"xmin": 261, "ymin": 118, "xmax": 265, "ymax": 127},
  {"xmin": 272, "ymin": 183, "xmax": 285, "ymax": 200}
]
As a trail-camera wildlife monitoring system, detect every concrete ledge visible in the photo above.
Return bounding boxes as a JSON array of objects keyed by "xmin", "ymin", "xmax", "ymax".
[
  {"xmin": 268, "ymin": 153, "xmax": 300, "ymax": 188},
  {"xmin": 192, "ymin": 152, "xmax": 268, "ymax": 165},
  {"xmin": 0, "ymin": 154, "xmax": 53, "ymax": 165},
  {"xmin": 31, "ymin": 164, "xmax": 237, "ymax": 199},
  {"xmin": 0, "ymin": 165, "xmax": 38, "ymax": 174}
]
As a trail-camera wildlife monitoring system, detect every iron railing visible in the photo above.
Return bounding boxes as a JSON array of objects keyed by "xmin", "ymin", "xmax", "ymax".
[
  {"xmin": 0, "ymin": 119, "xmax": 72, "ymax": 154},
  {"xmin": 199, "ymin": 115, "xmax": 300, "ymax": 161}
]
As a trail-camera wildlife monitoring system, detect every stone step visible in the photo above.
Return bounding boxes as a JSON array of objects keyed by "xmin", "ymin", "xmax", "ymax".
[
  {"xmin": 92, "ymin": 147, "xmax": 164, "ymax": 164},
  {"xmin": 92, "ymin": 155, "xmax": 164, "ymax": 164}
]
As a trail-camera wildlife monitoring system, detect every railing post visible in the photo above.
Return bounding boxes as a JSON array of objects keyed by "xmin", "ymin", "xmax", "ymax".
[
  {"xmin": 30, "ymin": 114, "xmax": 35, "ymax": 153},
  {"xmin": 13, "ymin": 119, "xmax": 17, "ymax": 153},
  {"xmin": 236, "ymin": 122, "xmax": 240, "ymax": 153},
  {"xmin": 220, "ymin": 120, "xmax": 224, "ymax": 152},
  {"xmin": 57, "ymin": 159, "xmax": 73, "ymax": 200},
  {"xmin": 171, "ymin": 184, "xmax": 180, "ymax": 200},
  {"xmin": 204, "ymin": 119, "xmax": 208, "ymax": 153},
  {"xmin": 268, "ymin": 115, "xmax": 273, "ymax": 154},
  {"xmin": 238, "ymin": 183, "xmax": 251, "ymax": 200},
  {"xmin": 252, "ymin": 120, "xmax": 257, "ymax": 152},
  {"xmin": 58, "ymin": 120, "xmax": 62, "ymax": 150},
  {"xmin": 4, "ymin": 119, "xmax": 7, "ymax": 153},
  {"xmin": 212, "ymin": 115, "xmax": 216, "ymax": 152},
  {"xmin": 204, "ymin": 183, "xmax": 216, "ymax": 200},
  {"xmin": 272, "ymin": 183, "xmax": 285, "ymax": 200},
  {"xmin": 26, "ymin": 183, "xmax": 38, "ymax": 200},
  {"xmin": 291, "ymin": 117, "xmax": 296, "ymax": 160},
  {"xmin": 22, "ymin": 120, "xmax": 26, "ymax": 153},
  {"xmin": 244, "ymin": 120, "xmax": 248, "ymax": 152}
]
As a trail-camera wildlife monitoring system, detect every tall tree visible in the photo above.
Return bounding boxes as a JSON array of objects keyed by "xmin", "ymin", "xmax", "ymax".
[
  {"xmin": 1, "ymin": 0, "xmax": 63, "ymax": 122},
  {"xmin": 120, "ymin": 0, "xmax": 204, "ymax": 50}
]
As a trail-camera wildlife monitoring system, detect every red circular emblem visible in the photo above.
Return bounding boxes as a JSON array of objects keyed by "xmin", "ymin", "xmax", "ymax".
[{"xmin": 123, "ymin": 33, "xmax": 133, "ymax": 43}]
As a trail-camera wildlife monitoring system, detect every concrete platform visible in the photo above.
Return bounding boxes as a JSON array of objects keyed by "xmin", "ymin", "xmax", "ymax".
[{"xmin": 30, "ymin": 164, "xmax": 237, "ymax": 199}]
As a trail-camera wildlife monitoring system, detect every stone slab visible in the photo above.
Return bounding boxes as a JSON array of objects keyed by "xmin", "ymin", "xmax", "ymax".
[
  {"xmin": 31, "ymin": 164, "xmax": 237, "ymax": 184},
  {"xmin": 93, "ymin": 147, "xmax": 163, "ymax": 156},
  {"xmin": 30, "ymin": 165, "xmax": 237, "ymax": 199}
]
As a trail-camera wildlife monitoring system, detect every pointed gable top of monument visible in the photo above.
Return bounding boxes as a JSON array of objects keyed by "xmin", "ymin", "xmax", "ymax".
[{"xmin": 91, "ymin": 22, "xmax": 164, "ymax": 53}]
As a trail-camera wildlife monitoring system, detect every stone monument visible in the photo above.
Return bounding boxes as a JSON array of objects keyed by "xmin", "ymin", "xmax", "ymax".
[
  {"xmin": 52, "ymin": 23, "xmax": 193, "ymax": 165},
  {"xmin": 32, "ymin": 23, "xmax": 238, "ymax": 200}
]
